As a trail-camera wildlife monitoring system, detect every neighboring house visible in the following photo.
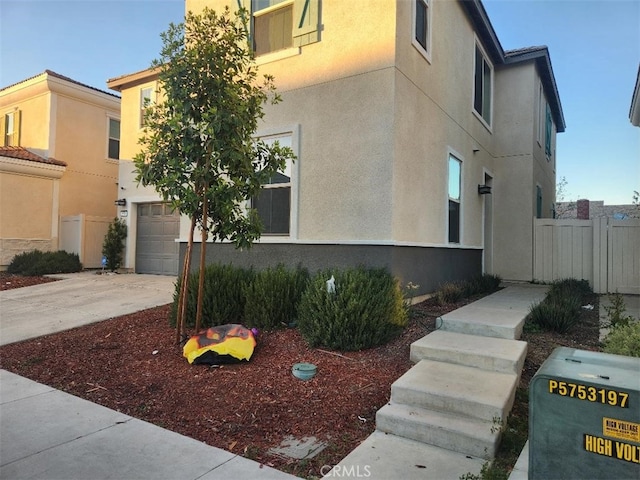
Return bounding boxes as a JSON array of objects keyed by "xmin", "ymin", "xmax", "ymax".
[
  {"xmin": 556, "ymin": 200, "xmax": 640, "ymax": 220},
  {"xmin": 108, "ymin": 0, "xmax": 565, "ymax": 292},
  {"xmin": 0, "ymin": 70, "xmax": 121, "ymax": 269}
]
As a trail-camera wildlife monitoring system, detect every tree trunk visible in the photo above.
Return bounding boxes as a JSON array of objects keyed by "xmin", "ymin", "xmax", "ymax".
[
  {"xmin": 175, "ymin": 216, "xmax": 196, "ymax": 344},
  {"xmin": 195, "ymin": 186, "xmax": 208, "ymax": 334}
]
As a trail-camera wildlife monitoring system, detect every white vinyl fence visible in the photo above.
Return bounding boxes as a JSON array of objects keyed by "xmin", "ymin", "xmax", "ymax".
[
  {"xmin": 534, "ymin": 218, "xmax": 640, "ymax": 294},
  {"xmin": 60, "ymin": 215, "xmax": 112, "ymax": 269}
]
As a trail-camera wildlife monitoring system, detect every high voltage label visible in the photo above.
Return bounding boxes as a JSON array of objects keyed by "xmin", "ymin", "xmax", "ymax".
[
  {"xmin": 603, "ymin": 418, "xmax": 640, "ymax": 443},
  {"xmin": 584, "ymin": 434, "xmax": 640, "ymax": 464}
]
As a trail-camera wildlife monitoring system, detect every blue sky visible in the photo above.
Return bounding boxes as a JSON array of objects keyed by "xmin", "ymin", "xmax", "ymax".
[{"xmin": 1, "ymin": 0, "xmax": 638, "ymax": 205}]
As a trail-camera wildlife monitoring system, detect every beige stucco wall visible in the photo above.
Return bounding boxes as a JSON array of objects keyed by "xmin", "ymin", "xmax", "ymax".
[
  {"xmin": 0, "ymin": 72, "xmax": 120, "ymax": 267},
  {"xmin": 391, "ymin": 0, "xmax": 495, "ymax": 248},
  {"xmin": 53, "ymin": 92, "xmax": 120, "ymax": 218},
  {"xmin": 490, "ymin": 62, "xmax": 557, "ymax": 280},
  {"xmin": 113, "ymin": 0, "xmax": 559, "ymax": 281}
]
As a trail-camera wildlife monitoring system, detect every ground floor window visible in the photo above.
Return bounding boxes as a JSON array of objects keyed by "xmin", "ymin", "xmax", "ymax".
[
  {"xmin": 251, "ymin": 133, "xmax": 293, "ymax": 235},
  {"xmin": 448, "ymin": 154, "xmax": 461, "ymax": 243}
]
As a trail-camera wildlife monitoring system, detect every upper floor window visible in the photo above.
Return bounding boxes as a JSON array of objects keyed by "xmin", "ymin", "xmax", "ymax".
[
  {"xmin": 253, "ymin": 0, "xmax": 293, "ymax": 56},
  {"xmin": 448, "ymin": 154, "xmax": 462, "ymax": 243},
  {"xmin": 413, "ymin": 0, "xmax": 431, "ymax": 59},
  {"xmin": 140, "ymin": 87, "xmax": 153, "ymax": 128},
  {"xmin": 537, "ymin": 84, "xmax": 544, "ymax": 146},
  {"xmin": 2, "ymin": 110, "xmax": 21, "ymax": 146},
  {"xmin": 473, "ymin": 44, "xmax": 492, "ymax": 127},
  {"xmin": 108, "ymin": 118, "xmax": 120, "ymax": 160},
  {"xmin": 251, "ymin": 133, "xmax": 293, "ymax": 235},
  {"xmin": 545, "ymin": 104, "xmax": 553, "ymax": 159},
  {"xmin": 251, "ymin": 0, "xmax": 320, "ymax": 57}
]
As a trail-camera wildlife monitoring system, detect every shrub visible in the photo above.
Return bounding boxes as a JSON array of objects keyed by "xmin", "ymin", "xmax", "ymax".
[
  {"xmin": 435, "ymin": 274, "xmax": 502, "ymax": 305},
  {"xmin": 435, "ymin": 281, "xmax": 464, "ymax": 305},
  {"xmin": 603, "ymin": 322, "xmax": 640, "ymax": 357},
  {"xmin": 297, "ymin": 267, "xmax": 407, "ymax": 351},
  {"xmin": 243, "ymin": 264, "xmax": 309, "ymax": 329},
  {"xmin": 547, "ymin": 278, "xmax": 592, "ymax": 300},
  {"xmin": 603, "ymin": 291, "xmax": 634, "ymax": 329},
  {"xmin": 170, "ymin": 264, "xmax": 253, "ymax": 329},
  {"xmin": 102, "ymin": 218, "xmax": 127, "ymax": 272},
  {"xmin": 528, "ymin": 297, "xmax": 581, "ymax": 333},
  {"xmin": 527, "ymin": 278, "xmax": 587, "ymax": 333},
  {"xmin": 7, "ymin": 249, "xmax": 82, "ymax": 275},
  {"xmin": 476, "ymin": 273, "xmax": 502, "ymax": 294}
]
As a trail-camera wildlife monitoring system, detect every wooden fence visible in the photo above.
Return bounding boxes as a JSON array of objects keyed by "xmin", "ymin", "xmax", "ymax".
[{"xmin": 533, "ymin": 218, "xmax": 640, "ymax": 294}]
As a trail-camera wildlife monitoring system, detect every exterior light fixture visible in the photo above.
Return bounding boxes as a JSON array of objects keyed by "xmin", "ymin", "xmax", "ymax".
[
  {"xmin": 114, "ymin": 199, "xmax": 127, "ymax": 206},
  {"xmin": 478, "ymin": 185, "xmax": 492, "ymax": 195}
]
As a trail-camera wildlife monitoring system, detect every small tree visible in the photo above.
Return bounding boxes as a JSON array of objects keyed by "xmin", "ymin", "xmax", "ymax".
[
  {"xmin": 102, "ymin": 218, "xmax": 127, "ymax": 272},
  {"xmin": 135, "ymin": 6, "xmax": 294, "ymax": 340}
]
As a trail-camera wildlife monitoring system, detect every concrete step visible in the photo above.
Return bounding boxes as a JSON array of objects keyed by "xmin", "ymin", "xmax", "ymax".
[
  {"xmin": 390, "ymin": 360, "xmax": 518, "ymax": 422},
  {"xmin": 410, "ymin": 330, "xmax": 528, "ymax": 376},
  {"xmin": 376, "ymin": 403, "xmax": 500, "ymax": 459},
  {"xmin": 438, "ymin": 284, "xmax": 547, "ymax": 340}
]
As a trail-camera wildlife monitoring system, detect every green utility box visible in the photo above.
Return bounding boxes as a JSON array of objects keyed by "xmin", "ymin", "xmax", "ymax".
[{"xmin": 530, "ymin": 347, "xmax": 640, "ymax": 479}]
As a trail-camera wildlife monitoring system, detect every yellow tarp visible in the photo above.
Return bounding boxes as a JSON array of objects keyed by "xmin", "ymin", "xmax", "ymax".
[{"xmin": 183, "ymin": 324, "xmax": 256, "ymax": 365}]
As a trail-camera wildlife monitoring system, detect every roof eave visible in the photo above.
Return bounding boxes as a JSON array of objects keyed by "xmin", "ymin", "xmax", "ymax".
[
  {"xmin": 504, "ymin": 48, "xmax": 566, "ymax": 133},
  {"xmin": 630, "ymin": 65, "xmax": 640, "ymax": 126}
]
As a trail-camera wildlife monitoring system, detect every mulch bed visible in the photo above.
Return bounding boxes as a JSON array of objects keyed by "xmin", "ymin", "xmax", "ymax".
[{"xmin": 0, "ymin": 275, "xmax": 602, "ymax": 478}]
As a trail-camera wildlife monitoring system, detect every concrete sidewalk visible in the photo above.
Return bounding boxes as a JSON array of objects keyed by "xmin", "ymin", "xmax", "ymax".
[
  {"xmin": 0, "ymin": 272, "xmax": 299, "ymax": 480},
  {"xmin": 1, "ymin": 370, "xmax": 297, "ymax": 480}
]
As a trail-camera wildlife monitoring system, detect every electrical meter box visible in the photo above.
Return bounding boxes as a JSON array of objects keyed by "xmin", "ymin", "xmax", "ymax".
[{"xmin": 529, "ymin": 347, "xmax": 640, "ymax": 479}]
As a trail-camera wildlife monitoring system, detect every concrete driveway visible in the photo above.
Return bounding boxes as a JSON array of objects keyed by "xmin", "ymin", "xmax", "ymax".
[{"xmin": 0, "ymin": 272, "xmax": 176, "ymax": 346}]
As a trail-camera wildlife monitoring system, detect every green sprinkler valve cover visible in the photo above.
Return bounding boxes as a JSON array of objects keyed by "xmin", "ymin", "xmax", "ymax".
[{"xmin": 529, "ymin": 347, "xmax": 640, "ymax": 479}]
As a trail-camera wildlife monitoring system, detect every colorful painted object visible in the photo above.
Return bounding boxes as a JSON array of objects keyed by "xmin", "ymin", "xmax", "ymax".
[{"xmin": 183, "ymin": 324, "xmax": 257, "ymax": 365}]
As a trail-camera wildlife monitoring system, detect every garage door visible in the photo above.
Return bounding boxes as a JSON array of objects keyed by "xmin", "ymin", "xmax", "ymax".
[{"xmin": 136, "ymin": 203, "xmax": 180, "ymax": 275}]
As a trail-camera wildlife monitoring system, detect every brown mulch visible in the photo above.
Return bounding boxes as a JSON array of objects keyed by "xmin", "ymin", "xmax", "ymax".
[
  {"xmin": 0, "ymin": 272, "xmax": 59, "ymax": 290},
  {"xmin": 0, "ymin": 275, "xmax": 602, "ymax": 478}
]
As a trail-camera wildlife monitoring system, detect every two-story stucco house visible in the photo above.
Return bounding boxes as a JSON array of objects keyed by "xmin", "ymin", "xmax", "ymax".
[
  {"xmin": 0, "ymin": 70, "xmax": 121, "ymax": 269},
  {"xmin": 109, "ymin": 0, "xmax": 564, "ymax": 293}
]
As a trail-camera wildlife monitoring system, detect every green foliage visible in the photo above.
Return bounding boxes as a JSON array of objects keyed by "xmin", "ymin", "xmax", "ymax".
[
  {"xmin": 435, "ymin": 281, "xmax": 464, "ymax": 305},
  {"xmin": 603, "ymin": 291, "xmax": 635, "ymax": 329},
  {"xmin": 297, "ymin": 267, "xmax": 407, "ymax": 351},
  {"xmin": 436, "ymin": 274, "xmax": 502, "ymax": 305},
  {"xmin": 7, "ymin": 250, "xmax": 82, "ymax": 276},
  {"xmin": 527, "ymin": 278, "xmax": 588, "ymax": 333},
  {"xmin": 243, "ymin": 264, "xmax": 309, "ymax": 329},
  {"xmin": 102, "ymin": 218, "xmax": 127, "ymax": 272},
  {"xmin": 170, "ymin": 264, "xmax": 254, "ymax": 329},
  {"xmin": 603, "ymin": 322, "xmax": 640, "ymax": 357},
  {"xmin": 134, "ymin": 6, "xmax": 295, "ymax": 249},
  {"xmin": 547, "ymin": 278, "xmax": 592, "ymax": 298}
]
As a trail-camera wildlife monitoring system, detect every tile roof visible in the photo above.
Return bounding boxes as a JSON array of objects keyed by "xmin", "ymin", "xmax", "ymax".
[
  {"xmin": 0, "ymin": 70, "xmax": 120, "ymax": 99},
  {"xmin": 0, "ymin": 146, "xmax": 67, "ymax": 167}
]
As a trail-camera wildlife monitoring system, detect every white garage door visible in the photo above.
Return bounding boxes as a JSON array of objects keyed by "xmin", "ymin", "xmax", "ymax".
[{"xmin": 135, "ymin": 203, "xmax": 180, "ymax": 275}]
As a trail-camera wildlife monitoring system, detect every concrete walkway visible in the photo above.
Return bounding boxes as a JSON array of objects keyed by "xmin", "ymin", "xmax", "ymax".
[{"xmin": 328, "ymin": 283, "xmax": 549, "ymax": 479}]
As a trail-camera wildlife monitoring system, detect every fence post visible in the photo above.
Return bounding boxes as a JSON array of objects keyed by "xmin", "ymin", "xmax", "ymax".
[{"xmin": 592, "ymin": 217, "xmax": 607, "ymax": 294}]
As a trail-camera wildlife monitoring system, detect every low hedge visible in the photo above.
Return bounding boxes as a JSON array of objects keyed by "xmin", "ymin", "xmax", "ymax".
[
  {"xmin": 243, "ymin": 264, "xmax": 309, "ymax": 329},
  {"xmin": 297, "ymin": 267, "xmax": 408, "ymax": 351},
  {"xmin": 7, "ymin": 250, "xmax": 82, "ymax": 276}
]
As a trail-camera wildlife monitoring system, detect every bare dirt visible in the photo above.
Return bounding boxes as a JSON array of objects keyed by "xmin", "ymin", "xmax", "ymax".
[{"xmin": 0, "ymin": 273, "xmax": 601, "ymax": 478}]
